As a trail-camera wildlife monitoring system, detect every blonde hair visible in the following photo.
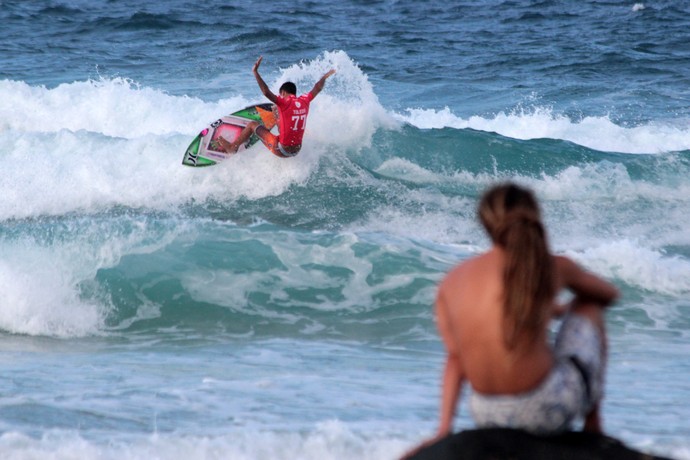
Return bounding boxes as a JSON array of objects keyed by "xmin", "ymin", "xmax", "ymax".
[{"xmin": 478, "ymin": 183, "xmax": 554, "ymax": 349}]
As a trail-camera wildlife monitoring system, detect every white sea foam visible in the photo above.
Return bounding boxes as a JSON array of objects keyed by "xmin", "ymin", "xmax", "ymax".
[
  {"xmin": 353, "ymin": 157, "xmax": 690, "ymax": 297},
  {"xmin": 0, "ymin": 421, "xmax": 684, "ymax": 460},
  {"xmin": 564, "ymin": 240, "xmax": 690, "ymax": 297},
  {"xmin": 396, "ymin": 106, "xmax": 690, "ymax": 154},
  {"xmin": 0, "ymin": 51, "xmax": 394, "ymax": 142},
  {"xmin": 0, "ymin": 253, "xmax": 106, "ymax": 338},
  {"xmin": 0, "ymin": 423, "xmax": 413, "ymax": 460},
  {"xmin": 0, "ymin": 218, "xmax": 181, "ymax": 337},
  {"xmin": 0, "ymin": 78, "xmax": 235, "ymax": 138}
]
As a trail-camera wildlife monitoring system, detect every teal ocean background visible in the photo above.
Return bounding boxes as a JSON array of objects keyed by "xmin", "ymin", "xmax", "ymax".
[{"xmin": 1, "ymin": 1, "xmax": 689, "ymax": 458}]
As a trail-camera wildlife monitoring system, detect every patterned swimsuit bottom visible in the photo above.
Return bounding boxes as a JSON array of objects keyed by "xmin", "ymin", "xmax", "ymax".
[{"xmin": 470, "ymin": 314, "xmax": 605, "ymax": 435}]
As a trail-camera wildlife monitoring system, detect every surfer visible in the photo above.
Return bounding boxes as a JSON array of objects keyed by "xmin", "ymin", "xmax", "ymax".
[
  {"xmin": 218, "ymin": 56, "xmax": 336, "ymax": 157},
  {"xmin": 403, "ymin": 182, "xmax": 619, "ymax": 458}
]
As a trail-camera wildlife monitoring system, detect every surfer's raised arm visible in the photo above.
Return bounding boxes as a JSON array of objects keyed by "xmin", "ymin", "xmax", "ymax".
[
  {"xmin": 309, "ymin": 69, "xmax": 336, "ymax": 98},
  {"xmin": 252, "ymin": 56, "xmax": 278, "ymax": 103}
]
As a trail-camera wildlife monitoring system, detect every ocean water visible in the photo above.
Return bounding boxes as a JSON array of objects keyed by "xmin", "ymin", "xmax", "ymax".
[{"xmin": 1, "ymin": 0, "xmax": 689, "ymax": 459}]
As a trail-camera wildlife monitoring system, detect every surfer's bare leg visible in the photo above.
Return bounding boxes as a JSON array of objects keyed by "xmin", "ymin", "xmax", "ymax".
[
  {"xmin": 216, "ymin": 136, "xmax": 236, "ymax": 153},
  {"xmin": 219, "ymin": 121, "xmax": 259, "ymax": 153}
]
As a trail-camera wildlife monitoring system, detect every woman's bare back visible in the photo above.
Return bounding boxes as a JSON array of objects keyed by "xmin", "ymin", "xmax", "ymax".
[{"xmin": 436, "ymin": 247, "xmax": 554, "ymax": 395}]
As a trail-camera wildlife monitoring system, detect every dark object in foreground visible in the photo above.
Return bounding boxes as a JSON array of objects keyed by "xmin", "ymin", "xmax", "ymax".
[{"xmin": 407, "ymin": 428, "xmax": 673, "ymax": 460}]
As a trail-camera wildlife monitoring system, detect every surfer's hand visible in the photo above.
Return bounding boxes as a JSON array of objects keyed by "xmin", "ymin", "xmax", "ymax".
[{"xmin": 253, "ymin": 56, "xmax": 263, "ymax": 73}]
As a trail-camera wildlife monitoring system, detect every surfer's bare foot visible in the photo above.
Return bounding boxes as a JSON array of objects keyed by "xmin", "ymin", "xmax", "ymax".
[{"xmin": 217, "ymin": 136, "xmax": 238, "ymax": 154}]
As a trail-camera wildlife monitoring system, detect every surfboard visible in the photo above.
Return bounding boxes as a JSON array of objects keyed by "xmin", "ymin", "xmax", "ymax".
[{"xmin": 182, "ymin": 103, "xmax": 276, "ymax": 167}]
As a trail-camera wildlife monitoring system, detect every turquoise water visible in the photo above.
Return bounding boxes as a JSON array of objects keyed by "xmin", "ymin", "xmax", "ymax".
[{"xmin": 1, "ymin": 1, "xmax": 689, "ymax": 458}]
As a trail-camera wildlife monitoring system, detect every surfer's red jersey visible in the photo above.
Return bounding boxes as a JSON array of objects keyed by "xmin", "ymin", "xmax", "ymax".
[{"xmin": 275, "ymin": 92, "xmax": 314, "ymax": 147}]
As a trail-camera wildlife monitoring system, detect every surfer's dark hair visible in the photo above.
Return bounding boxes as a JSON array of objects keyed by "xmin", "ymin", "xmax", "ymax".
[{"xmin": 279, "ymin": 82, "xmax": 297, "ymax": 95}]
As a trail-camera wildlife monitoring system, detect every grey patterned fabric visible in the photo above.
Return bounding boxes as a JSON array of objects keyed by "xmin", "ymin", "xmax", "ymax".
[{"xmin": 469, "ymin": 314, "xmax": 604, "ymax": 434}]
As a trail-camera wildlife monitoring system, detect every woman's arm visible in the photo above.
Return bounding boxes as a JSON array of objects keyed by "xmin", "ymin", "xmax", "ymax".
[
  {"xmin": 555, "ymin": 255, "xmax": 619, "ymax": 306},
  {"xmin": 399, "ymin": 290, "xmax": 464, "ymax": 460},
  {"xmin": 435, "ymin": 289, "xmax": 465, "ymax": 436}
]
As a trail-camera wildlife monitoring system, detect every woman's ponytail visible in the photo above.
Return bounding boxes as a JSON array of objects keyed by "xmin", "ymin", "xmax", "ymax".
[{"xmin": 478, "ymin": 184, "xmax": 554, "ymax": 349}]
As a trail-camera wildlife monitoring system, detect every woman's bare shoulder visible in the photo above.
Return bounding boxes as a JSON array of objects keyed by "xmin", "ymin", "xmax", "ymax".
[{"xmin": 443, "ymin": 252, "xmax": 493, "ymax": 281}]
